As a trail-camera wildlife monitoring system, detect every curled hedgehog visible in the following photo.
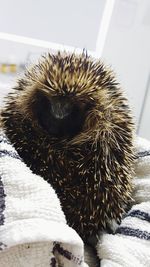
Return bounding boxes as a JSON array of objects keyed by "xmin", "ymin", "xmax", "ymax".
[{"xmin": 1, "ymin": 51, "xmax": 135, "ymax": 244}]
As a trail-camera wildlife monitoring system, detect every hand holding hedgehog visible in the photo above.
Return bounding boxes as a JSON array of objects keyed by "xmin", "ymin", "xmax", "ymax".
[{"xmin": 1, "ymin": 52, "xmax": 135, "ymax": 245}]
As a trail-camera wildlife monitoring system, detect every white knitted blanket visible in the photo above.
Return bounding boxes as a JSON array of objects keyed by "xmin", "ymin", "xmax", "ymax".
[
  {"xmin": 0, "ymin": 132, "xmax": 150, "ymax": 267},
  {"xmin": 0, "ymin": 132, "xmax": 88, "ymax": 267},
  {"xmin": 97, "ymin": 137, "xmax": 150, "ymax": 267}
]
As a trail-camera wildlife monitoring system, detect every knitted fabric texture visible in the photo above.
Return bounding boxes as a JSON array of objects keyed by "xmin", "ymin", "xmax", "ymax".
[
  {"xmin": 0, "ymin": 131, "xmax": 150, "ymax": 267},
  {"xmin": 0, "ymin": 131, "xmax": 88, "ymax": 267},
  {"xmin": 97, "ymin": 137, "xmax": 150, "ymax": 267}
]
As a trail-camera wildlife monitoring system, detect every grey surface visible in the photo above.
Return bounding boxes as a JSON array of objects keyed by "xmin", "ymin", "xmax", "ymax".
[{"xmin": 0, "ymin": 0, "xmax": 105, "ymax": 51}]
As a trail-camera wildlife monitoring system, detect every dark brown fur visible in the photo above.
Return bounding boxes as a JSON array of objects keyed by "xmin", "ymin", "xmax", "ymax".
[{"xmin": 1, "ymin": 51, "xmax": 135, "ymax": 242}]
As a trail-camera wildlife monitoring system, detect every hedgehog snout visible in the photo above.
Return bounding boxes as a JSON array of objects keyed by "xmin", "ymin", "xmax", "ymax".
[{"xmin": 50, "ymin": 96, "xmax": 73, "ymax": 120}]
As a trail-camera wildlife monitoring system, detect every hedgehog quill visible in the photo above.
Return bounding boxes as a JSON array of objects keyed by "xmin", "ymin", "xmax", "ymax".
[{"xmin": 1, "ymin": 51, "xmax": 135, "ymax": 244}]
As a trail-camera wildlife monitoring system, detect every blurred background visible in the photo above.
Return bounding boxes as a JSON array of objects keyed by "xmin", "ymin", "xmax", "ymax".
[{"xmin": 0, "ymin": 0, "xmax": 149, "ymax": 139}]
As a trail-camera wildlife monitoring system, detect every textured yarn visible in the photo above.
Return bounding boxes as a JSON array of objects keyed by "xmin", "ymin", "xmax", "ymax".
[
  {"xmin": 97, "ymin": 137, "xmax": 150, "ymax": 267},
  {"xmin": 0, "ymin": 132, "xmax": 150, "ymax": 267},
  {"xmin": 0, "ymin": 131, "xmax": 88, "ymax": 267}
]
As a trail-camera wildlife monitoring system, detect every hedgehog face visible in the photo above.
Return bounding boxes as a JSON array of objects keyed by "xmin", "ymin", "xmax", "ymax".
[
  {"xmin": 34, "ymin": 92, "xmax": 92, "ymax": 138},
  {"xmin": 5, "ymin": 51, "xmax": 133, "ymax": 146}
]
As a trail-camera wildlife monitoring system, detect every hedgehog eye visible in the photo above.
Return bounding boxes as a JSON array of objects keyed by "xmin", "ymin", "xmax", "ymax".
[
  {"xmin": 32, "ymin": 90, "xmax": 51, "ymax": 122},
  {"xmin": 34, "ymin": 90, "xmax": 51, "ymax": 110},
  {"xmin": 79, "ymin": 101, "xmax": 94, "ymax": 112}
]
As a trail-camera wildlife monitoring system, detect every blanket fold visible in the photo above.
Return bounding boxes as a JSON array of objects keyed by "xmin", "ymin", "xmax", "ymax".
[
  {"xmin": 0, "ymin": 132, "xmax": 150, "ymax": 267},
  {"xmin": 97, "ymin": 137, "xmax": 150, "ymax": 267},
  {"xmin": 0, "ymin": 131, "xmax": 88, "ymax": 267}
]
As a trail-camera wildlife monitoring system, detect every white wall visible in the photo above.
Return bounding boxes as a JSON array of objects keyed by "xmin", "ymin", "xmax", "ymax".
[
  {"xmin": 102, "ymin": 0, "xmax": 150, "ymax": 130},
  {"xmin": 139, "ymin": 74, "xmax": 150, "ymax": 139},
  {"xmin": 0, "ymin": 0, "xmax": 105, "ymax": 62}
]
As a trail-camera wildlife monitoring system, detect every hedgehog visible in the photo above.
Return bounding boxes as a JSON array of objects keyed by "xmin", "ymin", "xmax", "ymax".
[{"xmin": 1, "ymin": 51, "xmax": 135, "ymax": 244}]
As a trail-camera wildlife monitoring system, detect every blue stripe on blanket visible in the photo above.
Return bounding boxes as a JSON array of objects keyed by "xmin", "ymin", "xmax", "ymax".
[
  {"xmin": 116, "ymin": 227, "xmax": 150, "ymax": 240},
  {"xmin": 53, "ymin": 243, "xmax": 83, "ymax": 265},
  {"xmin": 0, "ymin": 134, "xmax": 10, "ymax": 144},
  {"xmin": 128, "ymin": 210, "xmax": 150, "ymax": 222},
  {"xmin": 50, "ymin": 257, "xmax": 56, "ymax": 267},
  {"xmin": 137, "ymin": 151, "xmax": 150, "ymax": 158},
  {"xmin": 0, "ymin": 150, "xmax": 21, "ymax": 160},
  {"xmin": 0, "ymin": 134, "xmax": 21, "ymax": 160},
  {"xmin": 0, "ymin": 177, "xmax": 6, "ymax": 225}
]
